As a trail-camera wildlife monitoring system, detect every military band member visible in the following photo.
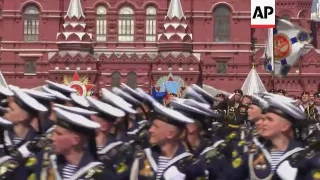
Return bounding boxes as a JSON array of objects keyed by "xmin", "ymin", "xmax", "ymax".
[
  {"xmin": 35, "ymin": 107, "xmax": 105, "ymax": 180},
  {"xmin": 227, "ymin": 93, "xmax": 306, "ymax": 180},
  {"xmin": 130, "ymin": 102, "xmax": 206, "ymax": 180}
]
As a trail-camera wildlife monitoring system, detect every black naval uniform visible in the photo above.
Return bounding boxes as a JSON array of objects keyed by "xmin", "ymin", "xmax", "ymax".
[
  {"xmin": 33, "ymin": 107, "xmax": 107, "ymax": 180},
  {"xmin": 226, "ymin": 92, "xmax": 308, "ymax": 180}
]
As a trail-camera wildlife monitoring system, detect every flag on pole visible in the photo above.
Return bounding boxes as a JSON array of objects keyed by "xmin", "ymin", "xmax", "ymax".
[{"xmin": 263, "ymin": 17, "xmax": 312, "ymax": 77}]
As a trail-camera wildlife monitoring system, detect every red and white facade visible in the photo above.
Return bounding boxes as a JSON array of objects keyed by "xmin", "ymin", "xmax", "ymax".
[{"xmin": 0, "ymin": 0, "xmax": 318, "ymax": 95}]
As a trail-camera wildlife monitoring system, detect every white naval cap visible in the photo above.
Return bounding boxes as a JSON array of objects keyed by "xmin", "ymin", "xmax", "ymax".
[
  {"xmin": 53, "ymin": 107, "xmax": 100, "ymax": 130},
  {"xmin": 250, "ymin": 94, "xmax": 269, "ymax": 109},
  {"xmin": 9, "ymin": 85, "xmax": 48, "ymax": 112},
  {"xmin": 181, "ymin": 98, "xmax": 222, "ymax": 118},
  {"xmin": 70, "ymin": 93, "xmax": 90, "ymax": 108},
  {"xmin": 23, "ymin": 89, "xmax": 56, "ymax": 101},
  {"xmin": 42, "ymin": 85, "xmax": 71, "ymax": 102},
  {"xmin": 112, "ymin": 87, "xmax": 142, "ymax": 107},
  {"xmin": 152, "ymin": 102, "xmax": 194, "ymax": 127},
  {"xmin": 191, "ymin": 84, "xmax": 216, "ymax": 105},
  {"xmin": 261, "ymin": 92, "xmax": 296, "ymax": 104},
  {"xmin": 0, "ymin": 86, "xmax": 14, "ymax": 97},
  {"xmin": 45, "ymin": 80, "xmax": 77, "ymax": 95},
  {"xmin": 54, "ymin": 104, "xmax": 98, "ymax": 117},
  {"xmin": 86, "ymin": 96, "xmax": 125, "ymax": 119},
  {"xmin": 171, "ymin": 99, "xmax": 211, "ymax": 118},
  {"xmin": 185, "ymin": 87, "xmax": 208, "ymax": 104},
  {"xmin": 263, "ymin": 96, "xmax": 306, "ymax": 122},
  {"xmin": 121, "ymin": 83, "xmax": 145, "ymax": 102},
  {"xmin": 101, "ymin": 88, "xmax": 137, "ymax": 114},
  {"xmin": 136, "ymin": 88, "xmax": 159, "ymax": 106}
]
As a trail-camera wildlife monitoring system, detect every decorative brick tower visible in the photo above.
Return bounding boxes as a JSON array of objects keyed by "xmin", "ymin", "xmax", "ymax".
[
  {"xmin": 56, "ymin": 0, "xmax": 92, "ymax": 51},
  {"xmin": 158, "ymin": 0, "xmax": 193, "ymax": 52}
]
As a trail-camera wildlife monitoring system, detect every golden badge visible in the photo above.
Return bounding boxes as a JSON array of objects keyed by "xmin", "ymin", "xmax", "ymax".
[
  {"xmin": 312, "ymin": 171, "xmax": 320, "ymax": 180},
  {"xmin": 63, "ymin": 72, "xmax": 94, "ymax": 96},
  {"xmin": 232, "ymin": 158, "xmax": 242, "ymax": 168},
  {"xmin": 273, "ymin": 33, "xmax": 291, "ymax": 61},
  {"xmin": 116, "ymin": 163, "xmax": 127, "ymax": 174},
  {"xmin": 139, "ymin": 160, "xmax": 154, "ymax": 177}
]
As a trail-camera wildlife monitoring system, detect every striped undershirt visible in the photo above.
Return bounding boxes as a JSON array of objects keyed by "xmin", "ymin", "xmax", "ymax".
[
  {"xmin": 12, "ymin": 137, "xmax": 23, "ymax": 146},
  {"xmin": 156, "ymin": 156, "xmax": 171, "ymax": 180},
  {"xmin": 270, "ymin": 151, "xmax": 284, "ymax": 171},
  {"xmin": 62, "ymin": 164, "xmax": 77, "ymax": 179}
]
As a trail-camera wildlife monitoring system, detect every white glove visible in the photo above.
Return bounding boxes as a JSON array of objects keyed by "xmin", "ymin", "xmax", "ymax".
[
  {"xmin": 276, "ymin": 160, "xmax": 297, "ymax": 180},
  {"xmin": 163, "ymin": 166, "xmax": 186, "ymax": 180}
]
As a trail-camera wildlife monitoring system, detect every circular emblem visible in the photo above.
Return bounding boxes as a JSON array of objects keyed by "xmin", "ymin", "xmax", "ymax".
[
  {"xmin": 69, "ymin": 81, "xmax": 87, "ymax": 96},
  {"xmin": 273, "ymin": 33, "xmax": 291, "ymax": 61},
  {"xmin": 297, "ymin": 31, "xmax": 309, "ymax": 42}
]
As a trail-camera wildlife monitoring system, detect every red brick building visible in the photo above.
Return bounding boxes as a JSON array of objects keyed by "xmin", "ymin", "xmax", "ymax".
[{"xmin": 0, "ymin": 0, "xmax": 318, "ymax": 95}]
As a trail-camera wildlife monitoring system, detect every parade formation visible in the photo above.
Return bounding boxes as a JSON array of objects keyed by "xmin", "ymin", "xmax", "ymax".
[
  {"xmin": 1, "ymin": 0, "xmax": 320, "ymax": 179},
  {"xmin": 0, "ymin": 81, "xmax": 318, "ymax": 180}
]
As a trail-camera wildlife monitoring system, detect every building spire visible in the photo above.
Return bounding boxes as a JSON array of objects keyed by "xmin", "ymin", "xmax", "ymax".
[
  {"xmin": 166, "ymin": 0, "xmax": 185, "ymax": 20},
  {"xmin": 65, "ymin": 0, "xmax": 85, "ymax": 19},
  {"xmin": 241, "ymin": 66, "xmax": 267, "ymax": 95}
]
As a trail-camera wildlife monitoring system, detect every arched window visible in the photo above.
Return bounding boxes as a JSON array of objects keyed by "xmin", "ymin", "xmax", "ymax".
[
  {"xmin": 127, "ymin": 72, "xmax": 137, "ymax": 88},
  {"xmin": 118, "ymin": 6, "xmax": 134, "ymax": 42},
  {"xmin": 96, "ymin": 6, "xmax": 107, "ymax": 41},
  {"xmin": 281, "ymin": 14, "xmax": 290, "ymax": 21},
  {"xmin": 24, "ymin": 5, "xmax": 40, "ymax": 41},
  {"xmin": 213, "ymin": 6, "xmax": 231, "ymax": 42},
  {"xmin": 111, "ymin": 72, "xmax": 121, "ymax": 87},
  {"xmin": 146, "ymin": 6, "xmax": 157, "ymax": 41}
]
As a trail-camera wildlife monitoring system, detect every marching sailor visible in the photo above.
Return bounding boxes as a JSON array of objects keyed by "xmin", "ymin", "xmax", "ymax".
[
  {"xmin": 171, "ymin": 98, "xmax": 226, "ymax": 180},
  {"xmin": 2, "ymin": 85, "xmax": 48, "ymax": 179},
  {"xmin": 130, "ymin": 101, "xmax": 206, "ymax": 180},
  {"xmin": 86, "ymin": 96, "xmax": 130, "ymax": 178},
  {"xmin": 101, "ymin": 88, "xmax": 139, "ymax": 142},
  {"xmin": 121, "ymin": 84, "xmax": 151, "ymax": 120},
  {"xmin": 34, "ymin": 107, "xmax": 106, "ymax": 180},
  {"xmin": 227, "ymin": 92, "xmax": 306, "ymax": 180},
  {"xmin": 23, "ymin": 89, "xmax": 56, "ymax": 133}
]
